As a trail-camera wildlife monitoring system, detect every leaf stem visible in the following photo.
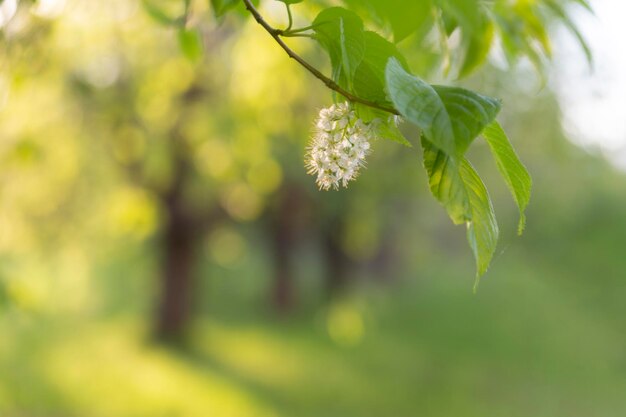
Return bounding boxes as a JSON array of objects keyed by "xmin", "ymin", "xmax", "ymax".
[
  {"xmin": 241, "ymin": 0, "xmax": 399, "ymax": 115},
  {"xmin": 285, "ymin": 4, "xmax": 293, "ymax": 31},
  {"xmin": 281, "ymin": 32, "xmax": 315, "ymax": 39},
  {"xmin": 283, "ymin": 24, "xmax": 318, "ymax": 34}
]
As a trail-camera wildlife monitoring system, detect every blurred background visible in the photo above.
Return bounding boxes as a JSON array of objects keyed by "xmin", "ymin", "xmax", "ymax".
[{"xmin": 1, "ymin": 0, "xmax": 625, "ymax": 416}]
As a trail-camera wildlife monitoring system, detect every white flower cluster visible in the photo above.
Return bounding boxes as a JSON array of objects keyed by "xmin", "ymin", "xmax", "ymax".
[{"xmin": 305, "ymin": 102, "xmax": 377, "ymax": 191}]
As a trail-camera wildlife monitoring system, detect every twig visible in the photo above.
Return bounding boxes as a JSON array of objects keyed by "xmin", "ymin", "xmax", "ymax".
[{"xmin": 242, "ymin": 0, "xmax": 399, "ymax": 116}]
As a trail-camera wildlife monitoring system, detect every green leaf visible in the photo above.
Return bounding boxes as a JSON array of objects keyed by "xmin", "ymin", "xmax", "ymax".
[
  {"xmin": 377, "ymin": 118, "xmax": 412, "ymax": 147},
  {"xmin": 386, "ymin": 58, "xmax": 501, "ymax": 158},
  {"xmin": 422, "ymin": 138, "xmax": 499, "ymax": 283},
  {"xmin": 422, "ymin": 137, "xmax": 469, "ymax": 225},
  {"xmin": 275, "ymin": 0, "xmax": 303, "ymax": 4},
  {"xmin": 482, "ymin": 121, "xmax": 532, "ymax": 234},
  {"xmin": 492, "ymin": 2, "xmax": 553, "ymax": 79},
  {"xmin": 376, "ymin": 0, "xmax": 433, "ymax": 43},
  {"xmin": 521, "ymin": 4, "xmax": 553, "ymax": 57},
  {"xmin": 353, "ymin": 103, "xmax": 382, "ymax": 124},
  {"xmin": 458, "ymin": 19, "xmax": 494, "ymax": 78},
  {"xmin": 390, "ymin": 1, "xmax": 434, "ymax": 43},
  {"xmin": 339, "ymin": 19, "xmax": 353, "ymax": 87},
  {"xmin": 178, "ymin": 28, "xmax": 203, "ymax": 62},
  {"xmin": 341, "ymin": 0, "xmax": 434, "ymax": 43},
  {"xmin": 313, "ymin": 7, "xmax": 365, "ymax": 89},
  {"xmin": 433, "ymin": 85, "xmax": 501, "ymax": 154},
  {"xmin": 461, "ymin": 158, "xmax": 499, "ymax": 287},
  {"xmin": 353, "ymin": 31, "xmax": 408, "ymax": 105},
  {"xmin": 210, "ymin": 0, "xmax": 240, "ymax": 18},
  {"xmin": 353, "ymin": 104, "xmax": 412, "ymax": 147},
  {"xmin": 545, "ymin": 0, "xmax": 593, "ymax": 67},
  {"xmin": 142, "ymin": 0, "xmax": 184, "ymax": 26},
  {"xmin": 386, "ymin": 58, "xmax": 456, "ymax": 157},
  {"xmin": 437, "ymin": 0, "xmax": 483, "ymax": 33}
]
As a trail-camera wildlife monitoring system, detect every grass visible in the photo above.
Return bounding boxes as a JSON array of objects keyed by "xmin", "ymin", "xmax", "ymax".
[{"xmin": 2, "ymin": 248, "xmax": 626, "ymax": 417}]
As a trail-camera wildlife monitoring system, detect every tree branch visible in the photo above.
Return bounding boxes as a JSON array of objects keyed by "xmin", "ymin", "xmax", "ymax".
[{"xmin": 242, "ymin": 0, "xmax": 400, "ymax": 116}]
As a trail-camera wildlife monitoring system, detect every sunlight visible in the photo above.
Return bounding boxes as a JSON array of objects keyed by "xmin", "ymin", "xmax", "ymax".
[
  {"xmin": 553, "ymin": 0, "xmax": 626, "ymax": 169},
  {"xmin": 0, "ymin": 0, "xmax": 17, "ymax": 28}
]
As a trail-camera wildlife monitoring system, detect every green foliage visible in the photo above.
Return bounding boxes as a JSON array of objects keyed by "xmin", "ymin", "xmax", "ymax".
[
  {"xmin": 210, "ymin": 0, "xmax": 241, "ymax": 17},
  {"xmin": 177, "ymin": 28, "xmax": 203, "ymax": 62},
  {"xmin": 459, "ymin": 159, "xmax": 499, "ymax": 284},
  {"xmin": 156, "ymin": 0, "xmax": 590, "ymax": 282},
  {"xmin": 384, "ymin": 59, "xmax": 505, "ymax": 279},
  {"xmin": 312, "ymin": 7, "xmax": 365, "ymax": 90},
  {"xmin": 421, "ymin": 139, "xmax": 469, "ymax": 226},
  {"xmin": 482, "ymin": 122, "xmax": 532, "ymax": 235},
  {"xmin": 544, "ymin": 0, "xmax": 593, "ymax": 66},
  {"xmin": 343, "ymin": 0, "xmax": 433, "ymax": 43},
  {"xmin": 385, "ymin": 58, "xmax": 456, "ymax": 156},
  {"xmin": 142, "ymin": 0, "xmax": 186, "ymax": 26},
  {"xmin": 421, "ymin": 140, "xmax": 499, "ymax": 282},
  {"xmin": 353, "ymin": 31, "xmax": 407, "ymax": 106},
  {"xmin": 433, "ymin": 85, "xmax": 502, "ymax": 156},
  {"xmin": 375, "ymin": 117, "xmax": 412, "ymax": 147},
  {"xmin": 458, "ymin": 17, "xmax": 495, "ymax": 78},
  {"xmin": 4, "ymin": 6, "xmax": 626, "ymax": 414}
]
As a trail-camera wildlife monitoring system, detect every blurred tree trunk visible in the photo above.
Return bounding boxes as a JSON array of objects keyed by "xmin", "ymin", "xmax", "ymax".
[
  {"xmin": 153, "ymin": 84, "xmax": 224, "ymax": 341},
  {"xmin": 156, "ymin": 184, "xmax": 197, "ymax": 341},
  {"xmin": 324, "ymin": 219, "xmax": 353, "ymax": 296},
  {"xmin": 272, "ymin": 231, "xmax": 295, "ymax": 313},
  {"xmin": 153, "ymin": 121, "xmax": 223, "ymax": 341},
  {"xmin": 269, "ymin": 184, "xmax": 311, "ymax": 313}
]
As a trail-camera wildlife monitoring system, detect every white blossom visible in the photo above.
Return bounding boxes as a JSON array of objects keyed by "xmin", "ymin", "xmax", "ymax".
[{"xmin": 305, "ymin": 102, "xmax": 379, "ymax": 190}]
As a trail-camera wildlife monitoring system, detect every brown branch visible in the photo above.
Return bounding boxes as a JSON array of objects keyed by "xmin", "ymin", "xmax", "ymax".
[{"xmin": 242, "ymin": 0, "xmax": 400, "ymax": 116}]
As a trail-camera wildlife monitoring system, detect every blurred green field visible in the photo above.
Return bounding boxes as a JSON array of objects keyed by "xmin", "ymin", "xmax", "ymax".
[
  {"xmin": 3, "ymin": 176, "xmax": 626, "ymax": 417},
  {"xmin": 3, "ymin": 258, "xmax": 626, "ymax": 417}
]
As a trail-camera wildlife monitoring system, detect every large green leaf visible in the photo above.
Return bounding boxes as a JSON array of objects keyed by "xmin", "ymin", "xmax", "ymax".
[
  {"xmin": 386, "ymin": 58, "xmax": 501, "ymax": 159},
  {"xmin": 422, "ymin": 138, "xmax": 469, "ymax": 225},
  {"xmin": 341, "ymin": 0, "xmax": 434, "ymax": 43},
  {"xmin": 386, "ymin": 58, "xmax": 456, "ymax": 157},
  {"xmin": 353, "ymin": 31, "xmax": 408, "ymax": 105},
  {"xmin": 461, "ymin": 158, "xmax": 499, "ymax": 285},
  {"xmin": 482, "ymin": 121, "xmax": 532, "ymax": 234},
  {"xmin": 433, "ymin": 85, "xmax": 501, "ymax": 154},
  {"xmin": 422, "ymin": 138, "xmax": 499, "ymax": 281},
  {"xmin": 313, "ymin": 7, "xmax": 365, "ymax": 89},
  {"xmin": 375, "ymin": 0, "xmax": 433, "ymax": 43}
]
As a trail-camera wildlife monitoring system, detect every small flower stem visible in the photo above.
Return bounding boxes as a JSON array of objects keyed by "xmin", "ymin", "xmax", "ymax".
[{"xmin": 241, "ymin": 0, "xmax": 399, "ymax": 116}]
